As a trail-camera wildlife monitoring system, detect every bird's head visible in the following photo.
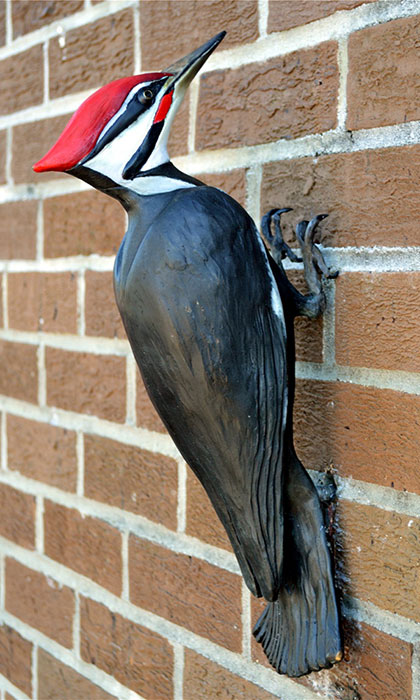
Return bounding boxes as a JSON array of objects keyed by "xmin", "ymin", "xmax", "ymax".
[{"xmin": 33, "ymin": 32, "xmax": 225, "ymax": 192}]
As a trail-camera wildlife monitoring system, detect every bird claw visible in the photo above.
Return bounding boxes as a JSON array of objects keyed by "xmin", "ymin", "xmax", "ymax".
[
  {"xmin": 295, "ymin": 215, "xmax": 337, "ymax": 282},
  {"xmin": 261, "ymin": 208, "xmax": 338, "ymax": 291},
  {"xmin": 261, "ymin": 207, "xmax": 338, "ymax": 317},
  {"xmin": 261, "ymin": 207, "xmax": 302, "ymax": 264},
  {"xmin": 273, "ymin": 210, "xmax": 302, "ymax": 263}
]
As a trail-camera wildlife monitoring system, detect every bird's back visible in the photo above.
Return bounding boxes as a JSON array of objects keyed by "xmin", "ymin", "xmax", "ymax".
[{"xmin": 115, "ymin": 185, "xmax": 289, "ymax": 600}]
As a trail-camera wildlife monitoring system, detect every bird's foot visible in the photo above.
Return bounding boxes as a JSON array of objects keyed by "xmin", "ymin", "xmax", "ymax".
[
  {"xmin": 260, "ymin": 208, "xmax": 339, "ymax": 318},
  {"xmin": 261, "ymin": 208, "xmax": 302, "ymax": 266},
  {"xmin": 295, "ymin": 215, "xmax": 338, "ymax": 296}
]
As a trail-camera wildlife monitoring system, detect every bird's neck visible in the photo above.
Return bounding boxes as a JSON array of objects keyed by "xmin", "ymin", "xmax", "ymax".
[
  {"xmin": 128, "ymin": 161, "xmax": 205, "ymax": 196},
  {"xmin": 70, "ymin": 160, "xmax": 205, "ymax": 205}
]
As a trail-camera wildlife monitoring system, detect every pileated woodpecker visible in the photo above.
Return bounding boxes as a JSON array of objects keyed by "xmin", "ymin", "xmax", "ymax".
[{"xmin": 34, "ymin": 32, "xmax": 342, "ymax": 677}]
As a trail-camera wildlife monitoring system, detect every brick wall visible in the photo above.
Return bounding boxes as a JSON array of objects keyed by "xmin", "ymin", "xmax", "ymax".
[{"xmin": 0, "ymin": 1, "xmax": 419, "ymax": 698}]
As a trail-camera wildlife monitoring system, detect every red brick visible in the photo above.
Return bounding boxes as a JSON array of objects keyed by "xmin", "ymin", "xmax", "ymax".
[
  {"xmin": 184, "ymin": 649, "xmax": 275, "ymax": 700},
  {"xmin": 136, "ymin": 371, "xmax": 167, "ymax": 433},
  {"xmin": 6, "ymin": 559, "xmax": 74, "ymax": 647},
  {"xmin": 0, "ymin": 484, "xmax": 35, "ymax": 548},
  {"xmin": 13, "ymin": 115, "xmax": 70, "ymax": 184},
  {"xmin": 337, "ymin": 501, "xmax": 420, "ymax": 622},
  {"xmin": 0, "ymin": 45, "xmax": 43, "ymax": 115},
  {"xmin": 186, "ymin": 471, "xmax": 232, "ymax": 551},
  {"xmin": 0, "ymin": 1, "xmax": 5, "ymax": 46},
  {"xmin": 168, "ymin": 93, "xmax": 189, "ymax": 158},
  {"xmin": 49, "ymin": 10, "xmax": 134, "ymax": 99},
  {"xmin": 140, "ymin": 1, "xmax": 258, "ymax": 67},
  {"xmin": 38, "ymin": 649, "xmax": 115, "ymax": 700},
  {"xmin": 262, "ymin": 145, "xmax": 420, "ymax": 248},
  {"xmin": 0, "ymin": 130, "xmax": 6, "ymax": 184},
  {"xmin": 299, "ymin": 619, "xmax": 412, "ymax": 700},
  {"xmin": 284, "ymin": 269, "xmax": 323, "ymax": 362},
  {"xmin": 269, "ymin": 1, "xmax": 374, "ymax": 32},
  {"xmin": 44, "ymin": 190, "xmax": 125, "ymax": 257},
  {"xmin": 0, "ymin": 201, "xmax": 37, "ymax": 259},
  {"xmin": 294, "ymin": 380, "xmax": 420, "ymax": 495},
  {"xmin": 8, "ymin": 415, "xmax": 77, "ymax": 491},
  {"xmin": 46, "ymin": 348, "xmax": 126, "ymax": 422},
  {"xmin": 12, "ymin": 0, "xmax": 84, "ymax": 38},
  {"xmin": 0, "ymin": 624, "xmax": 32, "ymax": 696},
  {"xmin": 198, "ymin": 169, "xmax": 246, "ymax": 208},
  {"xmin": 85, "ymin": 271, "xmax": 125, "ymax": 339},
  {"xmin": 294, "ymin": 315, "xmax": 323, "ymax": 363},
  {"xmin": 129, "ymin": 536, "xmax": 242, "ymax": 651},
  {"xmin": 8, "ymin": 272, "xmax": 78, "ymax": 333},
  {"xmin": 0, "ymin": 341, "xmax": 37, "ymax": 403},
  {"xmin": 196, "ymin": 42, "xmax": 338, "ymax": 151},
  {"xmin": 348, "ymin": 16, "xmax": 420, "ymax": 130},
  {"xmin": 84, "ymin": 434, "xmax": 178, "ymax": 528},
  {"xmin": 44, "ymin": 500, "xmax": 122, "ymax": 594},
  {"xmin": 335, "ymin": 272, "xmax": 420, "ymax": 372},
  {"xmin": 81, "ymin": 597, "xmax": 173, "ymax": 698}
]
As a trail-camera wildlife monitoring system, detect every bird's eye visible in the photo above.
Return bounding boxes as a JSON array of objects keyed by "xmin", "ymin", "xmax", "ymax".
[{"xmin": 138, "ymin": 88, "xmax": 154, "ymax": 105}]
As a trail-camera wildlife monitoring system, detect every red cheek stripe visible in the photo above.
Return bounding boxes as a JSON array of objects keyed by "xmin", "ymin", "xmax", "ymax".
[{"xmin": 154, "ymin": 91, "xmax": 173, "ymax": 124}]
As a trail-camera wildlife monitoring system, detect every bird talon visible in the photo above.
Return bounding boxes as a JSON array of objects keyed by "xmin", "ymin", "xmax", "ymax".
[
  {"xmin": 261, "ymin": 207, "xmax": 300, "ymax": 263},
  {"xmin": 303, "ymin": 214, "xmax": 328, "ymax": 245},
  {"xmin": 294, "ymin": 214, "xmax": 337, "ymax": 290},
  {"xmin": 275, "ymin": 207, "xmax": 294, "ymax": 215},
  {"xmin": 295, "ymin": 220, "xmax": 308, "ymax": 247}
]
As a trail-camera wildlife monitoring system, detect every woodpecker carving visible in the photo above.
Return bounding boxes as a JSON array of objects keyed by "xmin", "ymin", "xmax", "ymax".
[{"xmin": 34, "ymin": 32, "xmax": 342, "ymax": 677}]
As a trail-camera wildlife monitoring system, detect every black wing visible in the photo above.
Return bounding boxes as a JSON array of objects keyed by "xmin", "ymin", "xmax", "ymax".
[{"xmin": 116, "ymin": 186, "xmax": 288, "ymax": 599}]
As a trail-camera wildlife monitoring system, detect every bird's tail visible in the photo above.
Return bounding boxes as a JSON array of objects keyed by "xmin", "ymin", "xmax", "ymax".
[{"xmin": 253, "ymin": 449, "xmax": 342, "ymax": 677}]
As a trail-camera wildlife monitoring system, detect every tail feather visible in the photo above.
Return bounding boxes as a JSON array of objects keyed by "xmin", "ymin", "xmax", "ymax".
[
  {"xmin": 253, "ymin": 451, "xmax": 342, "ymax": 677},
  {"xmin": 254, "ymin": 573, "xmax": 341, "ymax": 676}
]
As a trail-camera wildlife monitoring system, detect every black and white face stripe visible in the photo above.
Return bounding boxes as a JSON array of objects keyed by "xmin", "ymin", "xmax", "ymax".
[
  {"xmin": 82, "ymin": 78, "xmax": 168, "ymax": 168},
  {"xmin": 78, "ymin": 72, "xmax": 198, "ymax": 195},
  {"xmin": 78, "ymin": 74, "xmax": 187, "ymax": 194},
  {"xmin": 122, "ymin": 119, "xmax": 165, "ymax": 180}
]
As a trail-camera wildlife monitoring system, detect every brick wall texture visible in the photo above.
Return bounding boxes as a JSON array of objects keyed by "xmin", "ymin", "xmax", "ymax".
[{"xmin": 0, "ymin": 1, "xmax": 419, "ymax": 698}]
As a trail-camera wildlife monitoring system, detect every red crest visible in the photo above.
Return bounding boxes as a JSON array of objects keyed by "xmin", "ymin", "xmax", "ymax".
[{"xmin": 33, "ymin": 73, "xmax": 171, "ymax": 173}]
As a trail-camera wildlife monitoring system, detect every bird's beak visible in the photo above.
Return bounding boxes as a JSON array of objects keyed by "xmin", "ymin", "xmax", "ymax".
[{"xmin": 164, "ymin": 31, "xmax": 226, "ymax": 94}]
